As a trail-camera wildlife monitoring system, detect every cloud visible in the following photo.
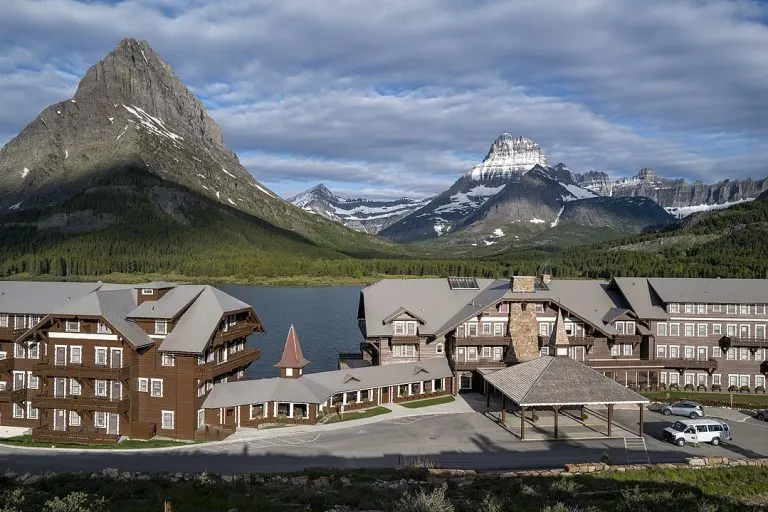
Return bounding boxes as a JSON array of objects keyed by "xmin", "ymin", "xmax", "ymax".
[{"xmin": 0, "ymin": 0, "xmax": 766, "ymax": 199}]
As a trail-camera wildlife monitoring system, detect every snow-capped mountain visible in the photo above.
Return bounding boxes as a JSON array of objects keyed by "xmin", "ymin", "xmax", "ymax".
[
  {"xmin": 289, "ymin": 184, "xmax": 432, "ymax": 233},
  {"xmin": 378, "ymin": 135, "xmax": 644, "ymax": 243},
  {"xmin": 574, "ymin": 168, "xmax": 768, "ymax": 218}
]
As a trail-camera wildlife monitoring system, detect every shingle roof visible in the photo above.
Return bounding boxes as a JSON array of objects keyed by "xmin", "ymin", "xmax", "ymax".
[
  {"xmin": 483, "ymin": 356, "xmax": 648, "ymax": 406},
  {"xmin": 602, "ymin": 307, "xmax": 631, "ymax": 324},
  {"xmin": 647, "ymin": 278, "xmax": 768, "ymax": 304},
  {"xmin": 275, "ymin": 324, "xmax": 310, "ymax": 369},
  {"xmin": 127, "ymin": 286, "xmax": 204, "ymax": 319},
  {"xmin": 611, "ymin": 278, "xmax": 668, "ymax": 320},
  {"xmin": 133, "ymin": 281, "xmax": 176, "ymax": 289},
  {"xmin": 202, "ymin": 358, "xmax": 453, "ymax": 408},
  {"xmin": 158, "ymin": 285, "xmax": 257, "ymax": 353},
  {"xmin": 0, "ymin": 281, "xmax": 101, "ymax": 315}
]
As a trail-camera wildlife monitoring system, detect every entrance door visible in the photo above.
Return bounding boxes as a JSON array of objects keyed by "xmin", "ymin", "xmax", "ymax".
[
  {"xmin": 110, "ymin": 348, "xmax": 122, "ymax": 368},
  {"xmin": 13, "ymin": 372, "xmax": 25, "ymax": 391},
  {"xmin": 53, "ymin": 378, "xmax": 66, "ymax": 397},
  {"xmin": 107, "ymin": 413, "xmax": 119, "ymax": 435},
  {"xmin": 54, "ymin": 346, "xmax": 66, "ymax": 366},
  {"xmin": 457, "ymin": 347, "xmax": 466, "ymax": 362},
  {"xmin": 53, "ymin": 409, "xmax": 66, "ymax": 431},
  {"xmin": 225, "ymin": 408, "xmax": 235, "ymax": 426}
]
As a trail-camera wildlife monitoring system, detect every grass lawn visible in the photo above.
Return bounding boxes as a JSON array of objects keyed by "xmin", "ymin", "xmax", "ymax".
[
  {"xmin": 0, "ymin": 435, "xmax": 204, "ymax": 450},
  {"xmin": 324, "ymin": 406, "xmax": 391, "ymax": 424},
  {"xmin": 0, "ymin": 465, "xmax": 766, "ymax": 511},
  {"xmin": 642, "ymin": 390, "xmax": 768, "ymax": 409},
  {"xmin": 400, "ymin": 395, "xmax": 456, "ymax": 409}
]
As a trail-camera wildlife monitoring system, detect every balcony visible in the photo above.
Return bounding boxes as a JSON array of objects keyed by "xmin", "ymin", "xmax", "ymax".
[
  {"xmin": 454, "ymin": 336, "xmax": 511, "ymax": 347},
  {"xmin": 212, "ymin": 323, "xmax": 258, "ymax": 347},
  {"xmin": 614, "ymin": 334, "xmax": 643, "ymax": 344},
  {"xmin": 538, "ymin": 335, "xmax": 596, "ymax": 348},
  {"xmin": 588, "ymin": 357, "xmax": 718, "ymax": 372},
  {"xmin": 0, "ymin": 326, "xmax": 26, "ymax": 341},
  {"xmin": 195, "ymin": 347, "xmax": 261, "ymax": 379},
  {"xmin": 390, "ymin": 335, "xmax": 420, "ymax": 345},
  {"xmin": 32, "ymin": 426, "xmax": 119, "ymax": 445},
  {"xmin": 35, "ymin": 362, "xmax": 131, "ymax": 380},
  {"xmin": 453, "ymin": 359, "xmax": 507, "ymax": 372},
  {"xmin": 659, "ymin": 357, "xmax": 718, "ymax": 373},
  {"xmin": 0, "ymin": 355, "xmax": 14, "ymax": 372},
  {"xmin": 0, "ymin": 387, "xmax": 35, "ymax": 403},
  {"xmin": 34, "ymin": 395, "xmax": 130, "ymax": 414},
  {"xmin": 719, "ymin": 336, "xmax": 768, "ymax": 351}
]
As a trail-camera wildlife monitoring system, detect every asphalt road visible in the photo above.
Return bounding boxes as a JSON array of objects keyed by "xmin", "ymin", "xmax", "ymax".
[{"xmin": 2, "ymin": 410, "xmax": 767, "ymax": 475}]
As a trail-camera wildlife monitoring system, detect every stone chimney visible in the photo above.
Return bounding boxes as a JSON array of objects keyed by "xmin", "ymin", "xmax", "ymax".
[
  {"xmin": 510, "ymin": 276, "xmax": 536, "ymax": 293},
  {"xmin": 275, "ymin": 324, "xmax": 310, "ymax": 379},
  {"xmin": 549, "ymin": 309, "xmax": 570, "ymax": 356},
  {"xmin": 506, "ymin": 302, "xmax": 540, "ymax": 363}
]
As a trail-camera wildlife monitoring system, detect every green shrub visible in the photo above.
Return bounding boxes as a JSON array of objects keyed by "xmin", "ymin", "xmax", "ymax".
[
  {"xmin": 740, "ymin": 385, "xmax": 751, "ymax": 393},
  {"xmin": 479, "ymin": 493, "xmax": 503, "ymax": 512},
  {"xmin": 550, "ymin": 477, "xmax": 581, "ymax": 494},
  {"xmin": 394, "ymin": 484, "xmax": 454, "ymax": 512},
  {"xmin": 42, "ymin": 492, "xmax": 105, "ymax": 512}
]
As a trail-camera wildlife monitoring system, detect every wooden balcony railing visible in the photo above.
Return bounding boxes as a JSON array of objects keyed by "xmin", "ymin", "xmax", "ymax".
[
  {"xmin": 659, "ymin": 357, "xmax": 718, "ymax": 372},
  {"xmin": 195, "ymin": 347, "xmax": 261, "ymax": 379},
  {"xmin": 35, "ymin": 362, "xmax": 131, "ymax": 380},
  {"xmin": 212, "ymin": 323, "xmax": 258, "ymax": 347},
  {"xmin": 538, "ymin": 335, "xmax": 596, "ymax": 347},
  {"xmin": 32, "ymin": 426, "xmax": 119, "ymax": 445},
  {"xmin": 454, "ymin": 336, "xmax": 511, "ymax": 347},
  {"xmin": 390, "ymin": 336, "xmax": 421, "ymax": 345},
  {"xmin": 0, "ymin": 355, "xmax": 14, "ymax": 372},
  {"xmin": 614, "ymin": 334, "xmax": 643, "ymax": 344},
  {"xmin": 453, "ymin": 360, "xmax": 507, "ymax": 371},
  {"xmin": 0, "ymin": 387, "xmax": 34, "ymax": 403},
  {"xmin": 719, "ymin": 336, "xmax": 768, "ymax": 350},
  {"xmin": 588, "ymin": 357, "xmax": 718, "ymax": 372},
  {"xmin": 34, "ymin": 395, "xmax": 130, "ymax": 414}
]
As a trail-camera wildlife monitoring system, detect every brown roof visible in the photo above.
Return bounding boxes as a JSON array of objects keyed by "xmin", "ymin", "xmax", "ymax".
[{"xmin": 275, "ymin": 324, "xmax": 310, "ymax": 369}]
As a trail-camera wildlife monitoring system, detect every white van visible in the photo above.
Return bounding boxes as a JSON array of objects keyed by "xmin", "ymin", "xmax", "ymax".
[{"xmin": 663, "ymin": 418, "xmax": 731, "ymax": 446}]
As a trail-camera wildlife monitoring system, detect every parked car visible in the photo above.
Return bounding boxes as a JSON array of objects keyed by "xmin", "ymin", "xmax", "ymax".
[
  {"xmin": 660, "ymin": 400, "xmax": 705, "ymax": 418},
  {"xmin": 663, "ymin": 419, "xmax": 731, "ymax": 446},
  {"xmin": 757, "ymin": 409, "xmax": 768, "ymax": 421}
]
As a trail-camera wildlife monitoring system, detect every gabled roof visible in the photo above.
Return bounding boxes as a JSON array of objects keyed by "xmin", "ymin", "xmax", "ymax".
[
  {"xmin": 382, "ymin": 307, "xmax": 426, "ymax": 325},
  {"xmin": 0, "ymin": 281, "xmax": 101, "ymax": 315},
  {"xmin": 203, "ymin": 358, "xmax": 453, "ymax": 408},
  {"xmin": 158, "ymin": 285, "xmax": 258, "ymax": 353},
  {"xmin": 647, "ymin": 278, "xmax": 768, "ymax": 305},
  {"xmin": 434, "ymin": 280, "xmax": 512, "ymax": 336},
  {"xmin": 55, "ymin": 289, "xmax": 153, "ymax": 349},
  {"xmin": 483, "ymin": 356, "xmax": 648, "ymax": 407},
  {"xmin": 610, "ymin": 278, "xmax": 668, "ymax": 320},
  {"xmin": 275, "ymin": 324, "xmax": 310, "ymax": 369},
  {"xmin": 602, "ymin": 307, "xmax": 633, "ymax": 324},
  {"xmin": 127, "ymin": 286, "xmax": 205, "ymax": 319}
]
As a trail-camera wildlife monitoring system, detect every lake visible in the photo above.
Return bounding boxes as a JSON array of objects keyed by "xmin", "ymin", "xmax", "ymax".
[{"xmin": 215, "ymin": 285, "xmax": 363, "ymax": 378}]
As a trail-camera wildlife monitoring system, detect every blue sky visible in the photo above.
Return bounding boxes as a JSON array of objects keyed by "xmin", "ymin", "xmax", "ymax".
[{"xmin": 0, "ymin": 0, "xmax": 767, "ymax": 200}]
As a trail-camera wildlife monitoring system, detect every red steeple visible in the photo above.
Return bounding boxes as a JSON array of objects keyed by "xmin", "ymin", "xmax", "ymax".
[{"xmin": 275, "ymin": 324, "xmax": 310, "ymax": 378}]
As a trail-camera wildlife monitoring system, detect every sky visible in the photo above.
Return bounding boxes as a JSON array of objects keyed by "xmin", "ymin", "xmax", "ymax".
[{"xmin": 0, "ymin": 0, "xmax": 767, "ymax": 200}]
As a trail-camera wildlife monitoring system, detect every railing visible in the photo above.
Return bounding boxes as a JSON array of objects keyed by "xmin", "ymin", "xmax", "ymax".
[
  {"xmin": 614, "ymin": 334, "xmax": 643, "ymax": 343},
  {"xmin": 659, "ymin": 357, "xmax": 718, "ymax": 372},
  {"xmin": 588, "ymin": 357, "xmax": 718, "ymax": 372},
  {"xmin": 194, "ymin": 425, "xmax": 234, "ymax": 441},
  {"xmin": 338, "ymin": 352, "xmax": 363, "ymax": 361},
  {"xmin": 34, "ymin": 395, "xmax": 130, "ymax": 414},
  {"xmin": 0, "ymin": 355, "xmax": 14, "ymax": 372},
  {"xmin": 32, "ymin": 426, "xmax": 119, "ymax": 445},
  {"xmin": 537, "ymin": 335, "xmax": 596, "ymax": 347},
  {"xmin": 720, "ymin": 337, "xmax": 768, "ymax": 350},
  {"xmin": 453, "ymin": 360, "xmax": 507, "ymax": 371},
  {"xmin": 35, "ymin": 362, "xmax": 131, "ymax": 380},
  {"xmin": 131, "ymin": 421, "xmax": 156, "ymax": 440},
  {"xmin": 454, "ymin": 336, "xmax": 511, "ymax": 346},
  {"xmin": 212, "ymin": 323, "xmax": 257, "ymax": 347},
  {"xmin": 390, "ymin": 336, "xmax": 421, "ymax": 345},
  {"xmin": 0, "ymin": 386, "xmax": 34, "ymax": 403},
  {"xmin": 195, "ymin": 347, "xmax": 261, "ymax": 379}
]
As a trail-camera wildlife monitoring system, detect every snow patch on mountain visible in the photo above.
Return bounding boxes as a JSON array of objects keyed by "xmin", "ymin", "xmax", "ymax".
[
  {"xmin": 432, "ymin": 184, "xmax": 505, "ymax": 215},
  {"xmin": 252, "ymin": 183, "xmax": 275, "ymax": 198},
  {"xmin": 468, "ymin": 134, "xmax": 548, "ymax": 180},
  {"xmin": 665, "ymin": 198, "xmax": 755, "ymax": 218},
  {"xmin": 221, "ymin": 167, "xmax": 236, "ymax": 178},
  {"xmin": 550, "ymin": 206, "xmax": 565, "ymax": 227},
  {"xmin": 20, "ymin": 168, "xmax": 29, "ymax": 179},
  {"xmin": 123, "ymin": 105, "xmax": 183, "ymax": 143},
  {"xmin": 560, "ymin": 182, "xmax": 597, "ymax": 201},
  {"xmin": 492, "ymin": 228, "xmax": 504, "ymax": 237},
  {"xmin": 529, "ymin": 218, "xmax": 545, "ymax": 224}
]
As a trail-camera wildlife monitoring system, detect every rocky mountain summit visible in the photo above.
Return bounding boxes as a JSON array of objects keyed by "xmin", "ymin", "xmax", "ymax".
[
  {"xmin": 0, "ymin": 39, "xmax": 387, "ymax": 253},
  {"xmin": 468, "ymin": 134, "xmax": 549, "ymax": 179},
  {"xmin": 289, "ymin": 184, "xmax": 431, "ymax": 233}
]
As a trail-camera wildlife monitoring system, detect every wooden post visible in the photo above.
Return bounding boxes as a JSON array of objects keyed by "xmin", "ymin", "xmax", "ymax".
[
  {"xmin": 501, "ymin": 395, "xmax": 506, "ymax": 425},
  {"xmin": 553, "ymin": 406, "xmax": 559, "ymax": 439},
  {"xmin": 520, "ymin": 406, "xmax": 526, "ymax": 440},
  {"xmin": 607, "ymin": 404, "xmax": 614, "ymax": 437},
  {"xmin": 486, "ymin": 383, "xmax": 490, "ymax": 408},
  {"xmin": 638, "ymin": 403, "xmax": 644, "ymax": 436},
  {"xmin": 164, "ymin": 499, "xmax": 173, "ymax": 512}
]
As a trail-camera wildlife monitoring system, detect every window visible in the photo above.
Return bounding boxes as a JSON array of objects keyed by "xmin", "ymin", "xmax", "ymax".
[
  {"xmin": 13, "ymin": 403, "xmax": 24, "ymax": 418},
  {"xmin": 684, "ymin": 373, "xmax": 694, "ymax": 385},
  {"xmin": 161, "ymin": 353, "xmax": 175, "ymax": 366},
  {"xmin": 0, "ymin": 314, "xmax": 7, "ymax": 327},
  {"xmin": 250, "ymin": 404, "xmax": 264, "ymax": 420},
  {"xmin": 726, "ymin": 324, "xmax": 737, "ymax": 337},
  {"xmin": 697, "ymin": 324, "xmax": 707, "ymax": 337},
  {"xmin": 712, "ymin": 304, "xmax": 722, "ymax": 313},
  {"xmin": 28, "ymin": 375, "xmax": 39, "ymax": 389},
  {"xmin": 657, "ymin": 323, "xmax": 668, "ymax": 337},
  {"xmin": 70, "ymin": 346, "xmax": 82, "ymax": 364},
  {"xmin": 540, "ymin": 346, "xmax": 550, "ymax": 356},
  {"xmin": 757, "ymin": 304, "xmax": 766, "ymax": 315},
  {"xmin": 659, "ymin": 372, "xmax": 667, "ymax": 384},
  {"xmin": 739, "ymin": 348, "xmax": 750, "ymax": 361},
  {"xmin": 498, "ymin": 302, "xmax": 509, "ymax": 314},
  {"xmin": 685, "ymin": 303, "xmax": 694, "ymax": 314},
  {"xmin": 26, "ymin": 342, "xmax": 39, "ymax": 359},
  {"xmin": 14, "ymin": 343, "xmax": 25, "ymax": 359},
  {"xmin": 95, "ymin": 412, "xmax": 106, "ymax": 429},
  {"xmin": 406, "ymin": 322, "xmax": 416, "ymax": 335},
  {"xmin": 435, "ymin": 343, "xmax": 444, "ymax": 355},
  {"xmin": 615, "ymin": 322, "xmax": 625, "ymax": 335},
  {"xmin": 70, "ymin": 378, "xmax": 81, "ymax": 395},
  {"xmin": 726, "ymin": 349, "xmax": 736, "ymax": 360},
  {"xmin": 740, "ymin": 324, "xmax": 750, "ymax": 338},
  {"xmin": 482, "ymin": 346, "xmax": 493, "ymax": 358},
  {"xmin": 65, "ymin": 320, "xmax": 80, "ymax": 332},
  {"xmin": 95, "ymin": 380, "xmax": 107, "ymax": 397},
  {"xmin": 756, "ymin": 375, "xmax": 766, "ymax": 389},
  {"xmin": 393, "ymin": 345, "xmax": 416, "ymax": 358},
  {"xmin": 539, "ymin": 323, "xmax": 549, "ymax": 336},
  {"xmin": 468, "ymin": 323, "xmax": 477, "ymax": 336},
  {"xmin": 684, "ymin": 346, "xmax": 695, "ymax": 359},
  {"xmin": 28, "ymin": 402, "xmax": 39, "ymax": 419},
  {"xmin": 740, "ymin": 304, "xmax": 749, "ymax": 315},
  {"xmin": 69, "ymin": 411, "xmax": 81, "ymax": 427},
  {"xmin": 393, "ymin": 321, "xmax": 404, "ymax": 335},
  {"xmin": 467, "ymin": 347, "xmax": 478, "ymax": 360},
  {"xmin": 482, "ymin": 323, "xmax": 492, "ymax": 335},
  {"xmin": 610, "ymin": 344, "xmax": 619, "ymax": 357},
  {"xmin": 535, "ymin": 303, "xmax": 544, "ymax": 313},
  {"xmin": 727, "ymin": 304, "xmax": 736, "ymax": 314},
  {"xmin": 95, "ymin": 347, "xmax": 107, "ymax": 366},
  {"xmin": 656, "ymin": 345, "xmax": 667, "ymax": 358},
  {"xmin": 565, "ymin": 322, "xmax": 574, "ymax": 336},
  {"xmin": 668, "ymin": 303, "xmax": 679, "ymax": 314},
  {"xmin": 712, "ymin": 346, "xmax": 721, "ymax": 358},
  {"xmin": 712, "ymin": 374, "xmax": 721, "ymax": 386},
  {"xmin": 197, "ymin": 409, "xmax": 205, "ymax": 429},
  {"xmin": 669, "ymin": 345, "xmax": 680, "ymax": 358},
  {"xmin": 155, "ymin": 320, "xmax": 168, "ymax": 335},
  {"xmin": 14, "ymin": 315, "xmax": 25, "ymax": 329},
  {"xmin": 97, "ymin": 322, "xmax": 112, "ymax": 334},
  {"xmin": 684, "ymin": 324, "xmax": 694, "ymax": 337},
  {"xmin": 151, "ymin": 378, "xmax": 163, "ymax": 397},
  {"xmin": 141, "ymin": 288, "xmax": 154, "ymax": 295},
  {"xmin": 757, "ymin": 325, "xmax": 766, "ymax": 339},
  {"xmin": 740, "ymin": 375, "xmax": 750, "ymax": 387},
  {"xmin": 696, "ymin": 304, "xmax": 705, "ymax": 314},
  {"xmin": 227, "ymin": 314, "xmax": 236, "ymax": 328},
  {"xmin": 669, "ymin": 323, "xmax": 679, "ymax": 336},
  {"xmin": 622, "ymin": 344, "xmax": 633, "ymax": 356},
  {"xmin": 712, "ymin": 324, "xmax": 722, "ymax": 335},
  {"xmin": 161, "ymin": 410, "xmax": 175, "ymax": 430},
  {"xmin": 494, "ymin": 323, "xmax": 504, "ymax": 336}
]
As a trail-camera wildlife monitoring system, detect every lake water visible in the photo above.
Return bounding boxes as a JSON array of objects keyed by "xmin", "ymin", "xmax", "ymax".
[{"xmin": 215, "ymin": 285, "xmax": 363, "ymax": 378}]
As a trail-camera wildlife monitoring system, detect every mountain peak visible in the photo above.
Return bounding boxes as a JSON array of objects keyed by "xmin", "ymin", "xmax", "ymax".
[{"xmin": 468, "ymin": 134, "xmax": 549, "ymax": 180}]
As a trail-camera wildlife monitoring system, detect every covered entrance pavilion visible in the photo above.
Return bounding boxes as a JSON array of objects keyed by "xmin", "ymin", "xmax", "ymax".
[{"xmin": 481, "ymin": 356, "xmax": 648, "ymax": 440}]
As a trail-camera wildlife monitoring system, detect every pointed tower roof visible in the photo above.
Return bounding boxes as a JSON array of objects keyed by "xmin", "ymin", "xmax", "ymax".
[
  {"xmin": 548, "ymin": 308, "xmax": 570, "ymax": 354},
  {"xmin": 275, "ymin": 324, "xmax": 310, "ymax": 369}
]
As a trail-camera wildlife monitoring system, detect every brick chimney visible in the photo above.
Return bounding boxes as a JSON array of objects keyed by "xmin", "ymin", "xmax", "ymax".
[
  {"xmin": 548, "ymin": 308, "xmax": 570, "ymax": 356},
  {"xmin": 510, "ymin": 276, "xmax": 535, "ymax": 293}
]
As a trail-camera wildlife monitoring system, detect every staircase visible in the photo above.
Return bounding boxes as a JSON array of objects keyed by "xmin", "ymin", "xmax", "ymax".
[{"xmin": 623, "ymin": 437, "xmax": 650, "ymax": 464}]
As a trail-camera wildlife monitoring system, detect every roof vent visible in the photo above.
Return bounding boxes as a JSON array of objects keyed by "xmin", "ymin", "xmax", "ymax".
[{"xmin": 343, "ymin": 374, "xmax": 360, "ymax": 384}]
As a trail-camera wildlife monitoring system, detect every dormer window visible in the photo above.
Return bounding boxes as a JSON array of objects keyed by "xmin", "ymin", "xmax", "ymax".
[
  {"xmin": 406, "ymin": 322, "xmax": 416, "ymax": 336},
  {"xmin": 65, "ymin": 320, "xmax": 80, "ymax": 333},
  {"xmin": 0, "ymin": 314, "xmax": 7, "ymax": 328},
  {"xmin": 615, "ymin": 321, "xmax": 625, "ymax": 335},
  {"xmin": 535, "ymin": 304, "xmax": 544, "ymax": 313},
  {"xmin": 141, "ymin": 288, "xmax": 154, "ymax": 296},
  {"xmin": 394, "ymin": 321, "xmax": 404, "ymax": 335},
  {"xmin": 155, "ymin": 320, "xmax": 168, "ymax": 335},
  {"xmin": 625, "ymin": 321, "xmax": 635, "ymax": 335},
  {"xmin": 97, "ymin": 322, "xmax": 112, "ymax": 334}
]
